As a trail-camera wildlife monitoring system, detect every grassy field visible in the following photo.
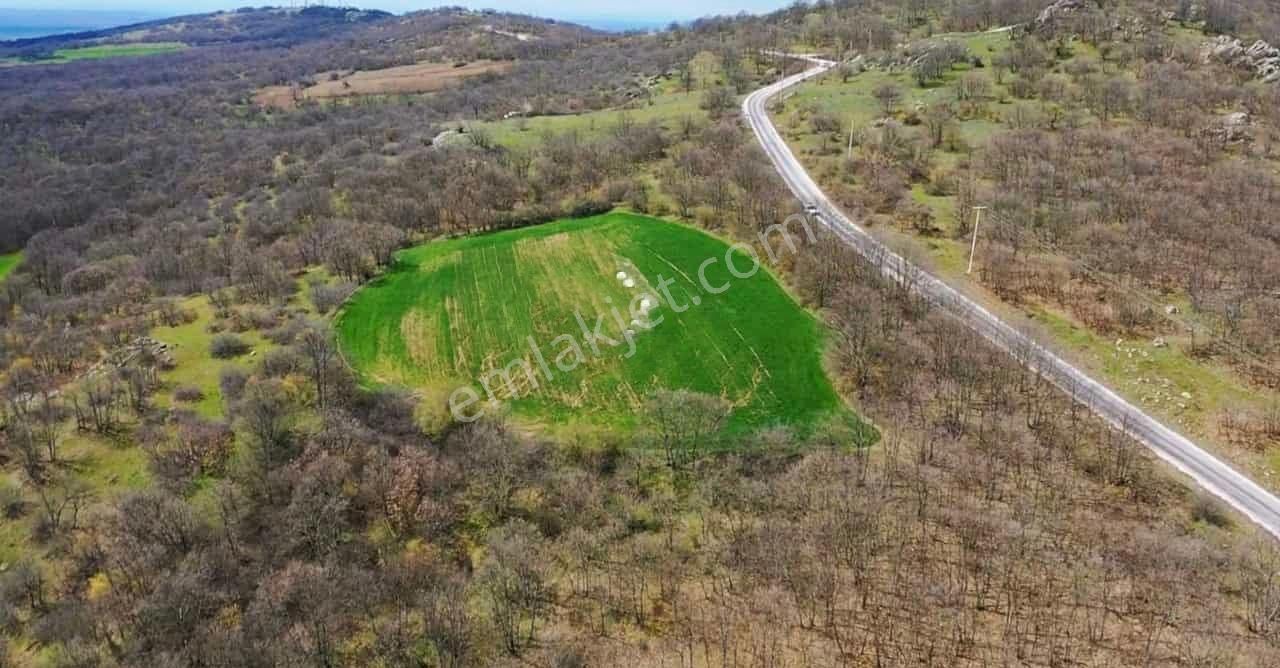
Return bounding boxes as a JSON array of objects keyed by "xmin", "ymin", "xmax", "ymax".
[
  {"xmin": 2, "ymin": 42, "xmax": 187, "ymax": 66},
  {"xmin": 152, "ymin": 296, "xmax": 272, "ymax": 419},
  {"xmin": 254, "ymin": 60, "xmax": 511, "ymax": 110},
  {"xmin": 338, "ymin": 212, "xmax": 869, "ymax": 438},
  {"xmin": 0, "ymin": 252, "xmax": 20, "ymax": 281},
  {"xmin": 48, "ymin": 41, "xmax": 185, "ymax": 63},
  {"xmin": 50, "ymin": 42, "xmax": 187, "ymax": 62},
  {"xmin": 451, "ymin": 50, "xmax": 735, "ymax": 151},
  {"xmin": 458, "ymin": 88, "xmax": 707, "ymax": 150}
]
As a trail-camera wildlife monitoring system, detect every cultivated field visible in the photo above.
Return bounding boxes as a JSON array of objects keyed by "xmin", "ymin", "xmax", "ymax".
[
  {"xmin": 0, "ymin": 42, "xmax": 189, "ymax": 66},
  {"xmin": 254, "ymin": 59, "xmax": 511, "ymax": 109},
  {"xmin": 0, "ymin": 252, "xmax": 19, "ymax": 281},
  {"xmin": 337, "ymin": 212, "xmax": 866, "ymax": 436},
  {"xmin": 55, "ymin": 42, "xmax": 187, "ymax": 61}
]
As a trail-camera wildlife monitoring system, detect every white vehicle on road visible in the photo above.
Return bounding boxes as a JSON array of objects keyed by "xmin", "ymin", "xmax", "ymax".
[{"xmin": 743, "ymin": 53, "xmax": 1280, "ymax": 540}]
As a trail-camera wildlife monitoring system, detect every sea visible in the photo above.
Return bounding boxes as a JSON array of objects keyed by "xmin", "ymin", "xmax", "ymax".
[
  {"xmin": 0, "ymin": 9, "xmax": 160, "ymax": 42},
  {"xmin": 0, "ymin": 10, "xmax": 716, "ymax": 42},
  {"xmin": 0, "ymin": 26, "xmax": 91, "ymax": 41},
  {"xmin": 571, "ymin": 17, "xmax": 671, "ymax": 33}
]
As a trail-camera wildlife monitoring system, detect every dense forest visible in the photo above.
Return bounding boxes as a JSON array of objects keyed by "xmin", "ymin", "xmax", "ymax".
[{"xmin": 4, "ymin": 1, "xmax": 1280, "ymax": 665}]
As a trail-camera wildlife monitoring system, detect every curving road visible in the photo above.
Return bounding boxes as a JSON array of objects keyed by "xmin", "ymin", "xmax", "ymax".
[{"xmin": 744, "ymin": 55, "xmax": 1280, "ymax": 540}]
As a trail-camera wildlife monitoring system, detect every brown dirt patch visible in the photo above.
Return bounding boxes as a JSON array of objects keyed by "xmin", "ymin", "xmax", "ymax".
[{"xmin": 254, "ymin": 59, "xmax": 512, "ymax": 110}]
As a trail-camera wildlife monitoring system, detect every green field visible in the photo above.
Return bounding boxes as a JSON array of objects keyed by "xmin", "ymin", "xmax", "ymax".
[
  {"xmin": 53, "ymin": 42, "xmax": 187, "ymax": 61},
  {"xmin": 152, "ymin": 296, "xmax": 272, "ymax": 419},
  {"xmin": 0, "ymin": 252, "xmax": 19, "ymax": 281},
  {"xmin": 5, "ymin": 42, "xmax": 188, "ymax": 66},
  {"xmin": 455, "ymin": 50, "xmax": 738, "ymax": 151},
  {"xmin": 338, "ymin": 212, "xmax": 866, "ymax": 437},
  {"xmin": 461, "ymin": 88, "xmax": 706, "ymax": 151}
]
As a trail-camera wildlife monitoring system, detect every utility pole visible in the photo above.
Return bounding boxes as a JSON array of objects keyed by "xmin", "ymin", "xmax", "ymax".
[
  {"xmin": 847, "ymin": 118, "xmax": 855, "ymax": 160},
  {"xmin": 967, "ymin": 206, "xmax": 988, "ymax": 275}
]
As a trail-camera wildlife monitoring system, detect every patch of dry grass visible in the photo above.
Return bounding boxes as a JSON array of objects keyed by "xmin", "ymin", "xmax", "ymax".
[{"xmin": 254, "ymin": 60, "xmax": 512, "ymax": 109}]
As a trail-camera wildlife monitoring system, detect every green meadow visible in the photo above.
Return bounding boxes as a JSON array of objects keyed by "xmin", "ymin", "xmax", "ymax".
[
  {"xmin": 454, "ymin": 50, "xmax": 738, "ymax": 151},
  {"xmin": 5, "ymin": 42, "xmax": 188, "ymax": 66},
  {"xmin": 0, "ymin": 252, "xmax": 20, "ymax": 281},
  {"xmin": 460, "ymin": 88, "xmax": 707, "ymax": 151},
  {"xmin": 55, "ymin": 42, "xmax": 187, "ymax": 61},
  {"xmin": 337, "ymin": 212, "xmax": 869, "ymax": 438}
]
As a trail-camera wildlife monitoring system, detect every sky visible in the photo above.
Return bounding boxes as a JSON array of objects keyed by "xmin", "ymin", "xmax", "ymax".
[{"xmin": 0, "ymin": 1, "xmax": 793, "ymax": 26}]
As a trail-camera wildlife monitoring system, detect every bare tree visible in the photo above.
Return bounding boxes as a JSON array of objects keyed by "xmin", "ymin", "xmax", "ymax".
[{"xmin": 643, "ymin": 389, "xmax": 730, "ymax": 471}]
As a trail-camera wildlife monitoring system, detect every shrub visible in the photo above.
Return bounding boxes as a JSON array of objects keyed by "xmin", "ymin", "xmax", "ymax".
[
  {"xmin": 210, "ymin": 334, "xmax": 251, "ymax": 359},
  {"xmin": 569, "ymin": 197, "xmax": 611, "ymax": 218},
  {"xmin": 700, "ymin": 86, "xmax": 735, "ymax": 116},
  {"xmin": 232, "ymin": 306, "xmax": 279, "ymax": 333},
  {"xmin": 0, "ymin": 602, "xmax": 16, "ymax": 635},
  {"xmin": 0, "ymin": 484, "xmax": 24, "ymax": 519},
  {"xmin": 259, "ymin": 348, "xmax": 302, "ymax": 378},
  {"xmin": 694, "ymin": 206, "xmax": 719, "ymax": 230},
  {"xmin": 603, "ymin": 179, "xmax": 632, "ymax": 203},
  {"xmin": 1191, "ymin": 493, "xmax": 1232, "ymax": 529},
  {"xmin": 173, "ymin": 386, "xmax": 205, "ymax": 403},
  {"xmin": 145, "ymin": 413, "xmax": 235, "ymax": 489},
  {"xmin": 810, "ymin": 112, "xmax": 841, "ymax": 134},
  {"xmin": 263, "ymin": 318, "xmax": 304, "ymax": 346},
  {"xmin": 154, "ymin": 299, "xmax": 196, "ymax": 327},
  {"xmin": 219, "ymin": 367, "xmax": 249, "ymax": 402},
  {"xmin": 309, "ymin": 282, "xmax": 355, "ymax": 315}
]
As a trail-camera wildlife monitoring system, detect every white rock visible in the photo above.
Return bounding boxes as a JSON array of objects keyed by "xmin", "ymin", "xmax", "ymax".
[{"xmin": 1203, "ymin": 34, "xmax": 1280, "ymax": 85}]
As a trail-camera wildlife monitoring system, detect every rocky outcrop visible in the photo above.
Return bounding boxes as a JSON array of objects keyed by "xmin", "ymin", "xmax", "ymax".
[
  {"xmin": 1202, "ymin": 111, "xmax": 1252, "ymax": 143},
  {"xmin": 1034, "ymin": 0, "xmax": 1092, "ymax": 29},
  {"xmin": 1030, "ymin": 0, "xmax": 1149, "ymax": 40},
  {"xmin": 482, "ymin": 25, "xmax": 538, "ymax": 42},
  {"xmin": 1203, "ymin": 35, "xmax": 1280, "ymax": 84},
  {"xmin": 84, "ymin": 337, "xmax": 175, "ymax": 378}
]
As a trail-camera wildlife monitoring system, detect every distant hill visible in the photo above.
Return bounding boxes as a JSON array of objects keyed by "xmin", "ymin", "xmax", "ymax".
[
  {"xmin": 0, "ymin": 8, "xmax": 160, "ymax": 40},
  {"xmin": 0, "ymin": 6, "xmax": 394, "ymax": 54}
]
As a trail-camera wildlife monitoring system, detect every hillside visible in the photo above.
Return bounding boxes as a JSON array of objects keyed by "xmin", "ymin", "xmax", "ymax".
[
  {"xmin": 0, "ymin": 6, "xmax": 393, "ymax": 53},
  {"xmin": 770, "ymin": 0, "xmax": 1280, "ymax": 495},
  {"xmin": 4, "ymin": 1, "xmax": 1280, "ymax": 666}
]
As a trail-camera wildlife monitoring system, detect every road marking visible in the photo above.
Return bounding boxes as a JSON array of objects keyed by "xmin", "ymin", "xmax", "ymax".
[{"xmin": 744, "ymin": 54, "xmax": 1280, "ymax": 540}]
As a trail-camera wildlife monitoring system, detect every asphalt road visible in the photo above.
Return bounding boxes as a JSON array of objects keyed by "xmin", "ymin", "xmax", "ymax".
[{"xmin": 744, "ymin": 55, "xmax": 1280, "ymax": 539}]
